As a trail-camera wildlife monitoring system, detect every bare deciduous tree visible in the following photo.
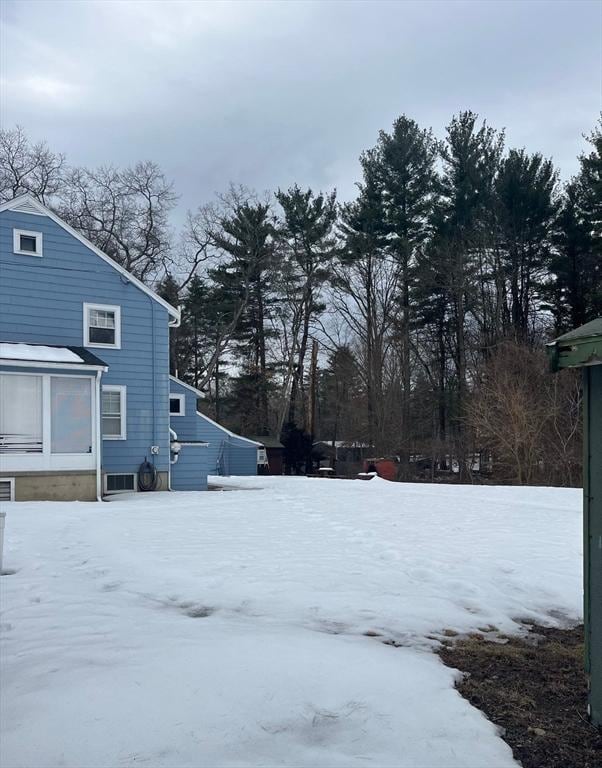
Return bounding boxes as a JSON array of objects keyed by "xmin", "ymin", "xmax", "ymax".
[
  {"xmin": 466, "ymin": 342, "xmax": 581, "ymax": 485},
  {"xmin": 58, "ymin": 161, "xmax": 176, "ymax": 282},
  {"xmin": 0, "ymin": 125, "xmax": 65, "ymax": 204}
]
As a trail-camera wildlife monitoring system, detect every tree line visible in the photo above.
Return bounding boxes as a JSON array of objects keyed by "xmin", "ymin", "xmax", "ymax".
[{"xmin": 1, "ymin": 113, "xmax": 600, "ymax": 485}]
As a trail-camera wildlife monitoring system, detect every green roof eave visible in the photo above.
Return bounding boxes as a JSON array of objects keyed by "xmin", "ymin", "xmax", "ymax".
[{"xmin": 547, "ymin": 318, "xmax": 602, "ymax": 372}]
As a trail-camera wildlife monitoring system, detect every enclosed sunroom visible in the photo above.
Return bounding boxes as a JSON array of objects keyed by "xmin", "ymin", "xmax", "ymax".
[{"xmin": 0, "ymin": 343, "xmax": 107, "ymax": 501}]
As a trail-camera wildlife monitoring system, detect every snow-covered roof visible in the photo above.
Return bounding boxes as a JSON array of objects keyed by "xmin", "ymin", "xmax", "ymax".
[
  {"xmin": 0, "ymin": 342, "xmax": 107, "ymax": 369},
  {"xmin": 0, "ymin": 194, "xmax": 180, "ymax": 322},
  {"xmin": 0, "ymin": 343, "xmax": 82, "ymax": 363}
]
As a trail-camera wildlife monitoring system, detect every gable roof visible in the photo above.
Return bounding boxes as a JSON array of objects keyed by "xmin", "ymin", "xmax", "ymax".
[
  {"xmin": 169, "ymin": 375, "xmax": 262, "ymax": 447},
  {"xmin": 0, "ymin": 194, "xmax": 180, "ymax": 322}
]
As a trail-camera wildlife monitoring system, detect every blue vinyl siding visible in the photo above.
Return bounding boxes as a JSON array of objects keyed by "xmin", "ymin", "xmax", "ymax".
[
  {"xmin": 227, "ymin": 442, "xmax": 258, "ymax": 475},
  {"xmin": 0, "ymin": 209, "xmax": 170, "ymax": 476},
  {"xmin": 170, "ymin": 444, "xmax": 208, "ymax": 491},
  {"xmin": 169, "ymin": 378, "xmax": 258, "ymax": 475}
]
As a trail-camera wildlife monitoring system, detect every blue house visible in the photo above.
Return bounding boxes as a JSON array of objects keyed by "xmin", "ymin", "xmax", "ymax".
[
  {"xmin": 0, "ymin": 193, "xmax": 215, "ymax": 501},
  {"xmin": 169, "ymin": 376, "xmax": 260, "ymax": 478}
]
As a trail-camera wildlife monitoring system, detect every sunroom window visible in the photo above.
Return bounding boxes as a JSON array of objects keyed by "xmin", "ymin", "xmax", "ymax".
[
  {"xmin": 84, "ymin": 303, "xmax": 121, "ymax": 348},
  {"xmin": 51, "ymin": 378, "xmax": 92, "ymax": 454},
  {"xmin": 0, "ymin": 374, "xmax": 43, "ymax": 453},
  {"xmin": 0, "ymin": 374, "xmax": 92, "ymax": 456}
]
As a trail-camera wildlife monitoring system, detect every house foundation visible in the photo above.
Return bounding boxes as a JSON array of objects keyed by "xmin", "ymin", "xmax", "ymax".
[{"xmin": 1, "ymin": 471, "xmax": 97, "ymax": 501}]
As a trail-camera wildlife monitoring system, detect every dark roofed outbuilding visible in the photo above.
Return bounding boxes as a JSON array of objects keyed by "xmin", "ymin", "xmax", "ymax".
[{"xmin": 247, "ymin": 436, "xmax": 284, "ymax": 475}]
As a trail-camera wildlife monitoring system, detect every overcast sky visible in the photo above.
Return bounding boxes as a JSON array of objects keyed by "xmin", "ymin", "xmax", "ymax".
[{"xmin": 1, "ymin": 0, "xmax": 600, "ymax": 219}]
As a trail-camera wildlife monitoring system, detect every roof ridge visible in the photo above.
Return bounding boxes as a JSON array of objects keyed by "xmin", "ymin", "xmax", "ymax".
[{"xmin": 0, "ymin": 194, "xmax": 180, "ymax": 321}]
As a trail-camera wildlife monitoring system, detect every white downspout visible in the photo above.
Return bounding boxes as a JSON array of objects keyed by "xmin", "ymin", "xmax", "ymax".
[{"xmin": 95, "ymin": 369, "xmax": 103, "ymax": 501}]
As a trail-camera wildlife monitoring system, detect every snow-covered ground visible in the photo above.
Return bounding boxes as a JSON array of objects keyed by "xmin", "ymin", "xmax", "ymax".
[{"xmin": 1, "ymin": 477, "xmax": 582, "ymax": 767}]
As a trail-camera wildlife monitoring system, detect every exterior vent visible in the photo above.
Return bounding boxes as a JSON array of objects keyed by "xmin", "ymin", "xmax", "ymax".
[
  {"xmin": 104, "ymin": 473, "xmax": 136, "ymax": 494},
  {"xmin": 12, "ymin": 200, "xmax": 43, "ymax": 215},
  {"xmin": 0, "ymin": 479, "xmax": 15, "ymax": 502}
]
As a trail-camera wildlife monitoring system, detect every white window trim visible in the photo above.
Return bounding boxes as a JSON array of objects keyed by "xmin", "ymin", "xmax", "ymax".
[
  {"xmin": 0, "ymin": 477, "xmax": 16, "ymax": 501},
  {"xmin": 83, "ymin": 302, "xmax": 122, "ymax": 350},
  {"xmin": 169, "ymin": 393, "xmax": 186, "ymax": 416},
  {"xmin": 103, "ymin": 472, "xmax": 137, "ymax": 495},
  {"xmin": 13, "ymin": 228, "xmax": 43, "ymax": 257},
  {"xmin": 101, "ymin": 385, "xmax": 127, "ymax": 440},
  {"xmin": 0, "ymin": 371, "xmax": 97, "ymax": 473}
]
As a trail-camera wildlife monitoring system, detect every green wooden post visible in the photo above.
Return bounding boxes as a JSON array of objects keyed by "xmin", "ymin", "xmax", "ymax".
[{"xmin": 547, "ymin": 318, "xmax": 602, "ymax": 727}]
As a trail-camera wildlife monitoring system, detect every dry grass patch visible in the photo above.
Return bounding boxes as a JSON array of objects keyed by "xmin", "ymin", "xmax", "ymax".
[{"xmin": 439, "ymin": 624, "xmax": 601, "ymax": 768}]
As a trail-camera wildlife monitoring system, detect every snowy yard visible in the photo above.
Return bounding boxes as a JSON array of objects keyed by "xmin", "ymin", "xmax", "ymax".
[{"xmin": 0, "ymin": 477, "xmax": 582, "ymax": 768}]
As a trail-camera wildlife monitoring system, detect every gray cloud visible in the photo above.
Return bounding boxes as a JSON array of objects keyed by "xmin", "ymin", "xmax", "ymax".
[{"xmin": 1, "ymin": 0, "xmax": 600, "ymax": 219}]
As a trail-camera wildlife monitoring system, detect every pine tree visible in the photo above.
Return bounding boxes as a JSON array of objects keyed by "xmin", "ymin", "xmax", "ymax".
[
  {"xmin": 338, "ymin": 150, "xmax": 389, "ymax": 450},
  {"xmin": 550, "ymin": 121, "xmax": 602, "ymax": 330},
  {"xmin": 211, "ymin": 200, "xmax": 277, "ymax": 434},
  {"xmin": 316, "ymin": 345, "xmax": 363, "ymax": 445},
  {"xmin": 437, "ymin": 111, "xmax": 504, "ymax": 475},
  {"xmin": 376, "ymin": 115, "xmax": 439, "ymax": 472},
  {"xmin": 495, "ymin": 149, "xmax": 558, "ymax": 341},
  {"xmin": 275, "ymin": 185, "xmax": 337, "ymax": 431}
]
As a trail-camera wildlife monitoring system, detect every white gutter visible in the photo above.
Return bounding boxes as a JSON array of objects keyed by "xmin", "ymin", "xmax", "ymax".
[{"xmin": 95, "ymin": 369, "xmax": 103, "ymax": 501}]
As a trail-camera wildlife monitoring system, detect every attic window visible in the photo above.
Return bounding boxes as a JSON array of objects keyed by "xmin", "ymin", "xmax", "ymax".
[{"xmin": 13, "ymin": 229, "xmax": 43, "ymax": 257}]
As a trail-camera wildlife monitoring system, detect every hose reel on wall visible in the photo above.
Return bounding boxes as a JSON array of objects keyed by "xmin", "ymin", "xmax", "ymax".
[{"xmin": 138, "ymin": 458, "xmax": 159, "ymax": 491}]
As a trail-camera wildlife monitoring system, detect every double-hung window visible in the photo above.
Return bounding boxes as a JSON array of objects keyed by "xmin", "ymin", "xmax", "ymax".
[
  {"xmin": 84, "ymin": 303, "xmax": 121, "ymax": 349},
  {"xmin": 102, "ymin": 385, "xmax": 127, "ymax": 440}
]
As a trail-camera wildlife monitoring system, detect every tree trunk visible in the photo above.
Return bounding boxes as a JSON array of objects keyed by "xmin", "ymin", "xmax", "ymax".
[
  {"xmin": 366, "ymin": 254, "xmax": 375, "ymax": 451},
  {"xmin": 306, "ymin": 339, "xmax": 318, "ymax": 473},
  {"xmin": 255, "ymin": 276, "xmax": 269, "ymax": 433},
  {"xmin": 454, "ymin": 244, "xmax": 468, "ymax": 481},
  {"xmin": 288, "ymin": 293, "xmax": 311, "ymax": 427},
  {"xmin": 399, "ymin": 251, "xmax": 411, "ymax": 478},
  {"xmin": 437, "ymin": 309, "xmax": 447, "ymax": 468}
]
